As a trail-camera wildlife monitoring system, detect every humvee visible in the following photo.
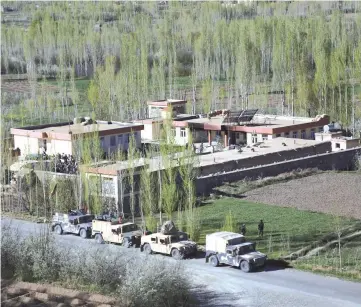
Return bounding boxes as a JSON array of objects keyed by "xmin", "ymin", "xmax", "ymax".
[
  {"xmin": 91, "ymin": 219, "xmax": 142, "ymax": 248},
  {"xmin": 205, "ymin": 231, "xmax": 267, "ymax": 272},
  {"xmin": 140, "ymin": 221, "xmax": 197, "ymax": 259},
  {"xmin": 51, "ymin": 212, "xmax": 94, "ymax": 239}
]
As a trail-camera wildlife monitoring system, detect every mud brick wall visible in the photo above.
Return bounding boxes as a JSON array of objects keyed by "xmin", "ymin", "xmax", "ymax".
[
  {"xmin": 196, "ymin": 147, "xmax": 361, "ymax": 196},
  {"xmin": 198, "ymin": 142, "xmax": 331, "ymax": 177}
]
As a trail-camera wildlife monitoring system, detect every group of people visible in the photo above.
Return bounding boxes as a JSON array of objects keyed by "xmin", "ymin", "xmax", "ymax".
[
  {"xmin": 54, "ymin": 153, "xmax": 78, "ymax": 174},
  {"xmin": 240, "ymin": 219, "xmax": 264, "ymax": 238}
]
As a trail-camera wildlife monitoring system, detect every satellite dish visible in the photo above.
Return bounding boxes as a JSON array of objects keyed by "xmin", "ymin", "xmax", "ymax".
[
  {"xmin": 333, "ymin": 122, "xmax": 341, "ymax": 130},
  {"xmin": 323, "ymin": 125, "xmax": 329, "ymax": 133}
]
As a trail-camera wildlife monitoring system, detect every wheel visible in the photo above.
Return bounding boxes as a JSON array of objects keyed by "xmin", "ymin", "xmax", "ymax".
[
  {"xmin": 143, "ymin": 243, "xmax": 152, "ymax": 254},
  {"xmin": 210, "ymin": 255, "xmax": 219, "ymax": 267},
  {"xmin": 171, "ymin": 248, "xmax": 184, "ymax": 260},
  {"xmin": 54, "ymin": 225, "xmax": 63, "ymax": 235},
  {"xmin": 240, "ymin": 261, "xmax": 251, "ymax": 273},
  {"xmin": 95, "ymin": 233, "xmax": 104, "ymax": 244},
  {"xmin": 123, "ymin": 237, "xmax": 131, "ymax": 248},
  {"xmin": 79, "ymin": 228, "xmax": 87, "ymax": 239}
]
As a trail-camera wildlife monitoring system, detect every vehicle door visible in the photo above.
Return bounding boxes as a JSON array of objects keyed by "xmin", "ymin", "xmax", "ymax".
[
  {"xmin": 225, "ymin": 249, "xmax": 235, "ymax": 265},
  {"xmin": 62, "ymin": 218, "xmax": 73, "ymax": 233},
  {"xmin": 149, "ymin": 236, "xmax": 158, "ymax": 251},
  {"xmin": 159, "ymin": 237, "xmax": 168, "ymax": 254}
]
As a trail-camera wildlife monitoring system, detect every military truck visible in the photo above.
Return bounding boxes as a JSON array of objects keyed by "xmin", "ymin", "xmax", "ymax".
[
  {"xmin": 140, "ymin": 221, "xmax": 197, "ymax": 259},
  {"xmin": 91, "ymin": 219, "xmax": 142, "ymax": 248},
  {"xmin": 205, "ymin": 231, "xmax": 267, "ymax": 272},
  {"xmin": 51, "ymin": 212, "xmax": 94, "ymax": 239}
]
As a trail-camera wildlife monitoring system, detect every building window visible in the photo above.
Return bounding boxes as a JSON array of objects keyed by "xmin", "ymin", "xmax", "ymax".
[
  {"xmin": 251, "ymin": 134, "xmax": 257, "ymax": 143},
  {"xmin": 335, "ymin": 143, "xmax": 341, "ymax": 149},
  {"xmin": 276, "ymin": 134, "xmax": 281, "ymax": 137},
  {"xmin": 285, "ymin": 132, "xmax": 289, "ymax": 138},
  {"xmin": 180, "ymin": 128, "xmax": 186, "ymax": 138},
  {"xmin": 236, "ymin": 133, "xmax": 240, "ymax": 139},
  {"xmin": 110, "ymin": 135, "xmax": 116, "ymax": 147},
  {"xmin": 301, "ymin": 130, "xmax": 306, "ymax": 139},
  {"xmin": 310, "ymin": 129, "xmax": 315, "ymax": 139},
  {"xmin": 262, "ymin": 134, "xmax": 268, "ymax": 141},
  {"xmin": 100, "ymin": 137, "xmax": 105, "ymax": 147},
  {"xmin": 293, "ymin": 131, "xmax": 298, "ymax": 138},
  {"xmin": 319, "ymin": 127, "xmax": 323, "ymax": 132},
  {"xmin": 118, "ymin": 135, "xmax": 123, "ymax": 144},
  {"xmin": 125, "ymin": 134, "xmax": 130, "ymax": 143}
]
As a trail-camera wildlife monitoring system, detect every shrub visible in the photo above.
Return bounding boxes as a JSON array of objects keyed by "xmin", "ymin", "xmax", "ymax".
[{"xmin": 1, "ymin": 222, "xmax": 194, "ymax": 306}]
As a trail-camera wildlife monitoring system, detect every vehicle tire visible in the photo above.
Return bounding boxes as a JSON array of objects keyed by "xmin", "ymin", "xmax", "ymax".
[
  {"xmin": 54, "ymin": 225, "xmax": 63, "ymax": 235},
  {"xmin": 210, "ymin": 255, "xmax": 219, "ymax": 267},
  {"xmin": 123, "ymin": 237, "xmax": 131, "ymax": 248},
  {"xmin": 79, "ymin": 228, "xmax": 87, "ymax": 239},
  {"xmin": 95, "ymin": 233, "xmax": 104, "ymax": 244},
  {"xmin": 171, "ymin": 248, "xmax": 184, "ymax": 260},
  {"xmin": 143, "ymin": 243, "xmax": 152, "ymax": 255},
  {"xmin": 240, "ymin": 261, "xmax": 251, "ymax": 273}
]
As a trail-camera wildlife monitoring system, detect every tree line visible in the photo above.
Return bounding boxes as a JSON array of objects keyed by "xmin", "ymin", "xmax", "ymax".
[{"xmin": 1, "ymin": 1, "xmax": 361, "ymax": 132}]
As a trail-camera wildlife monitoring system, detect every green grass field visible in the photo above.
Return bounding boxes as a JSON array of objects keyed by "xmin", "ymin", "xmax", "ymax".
[{"xmin": 193, "ymin": 198, "xmax": 355, "ymax": 258}]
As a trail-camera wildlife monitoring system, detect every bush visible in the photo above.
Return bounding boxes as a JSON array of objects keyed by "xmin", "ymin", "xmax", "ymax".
[{"xmin": 1, "ymin": 222, "xmax": 194, "ymax": 306}]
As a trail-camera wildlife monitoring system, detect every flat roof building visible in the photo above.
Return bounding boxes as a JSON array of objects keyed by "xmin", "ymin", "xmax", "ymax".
[
  {"xmin": 136, "ymin": 98, "xmax": 330, "ymax": 147},
  {"xmin": 11, "ymin": 117, "xmax": 144, "ymax": 157}
]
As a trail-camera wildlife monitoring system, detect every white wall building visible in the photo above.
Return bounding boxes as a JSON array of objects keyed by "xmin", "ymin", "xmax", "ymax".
[{"xmin": 11, "ymin": 118, "xmax": 144, "ymax": 158}]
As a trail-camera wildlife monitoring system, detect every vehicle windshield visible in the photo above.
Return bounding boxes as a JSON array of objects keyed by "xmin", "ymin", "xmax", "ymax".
[
  {"xmin": 238, "ymin": 244, "xmax": 255, "ymax": 255},
  {"xmin": 170, "ymin": 233, "xmax": 188, "ymax": 243},
  {"xmin": 78, "ymin": 215, "xmax": 95, "ymax": 224},
  {"xmin": 122, "ymin": 224, "xmax": 138, "ymax": 232}
]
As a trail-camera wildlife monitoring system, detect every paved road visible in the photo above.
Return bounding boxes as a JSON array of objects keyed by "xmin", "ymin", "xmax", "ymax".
[{"xmin": 2, "ymin": 218, "xmax": 361, "ymax": 307}]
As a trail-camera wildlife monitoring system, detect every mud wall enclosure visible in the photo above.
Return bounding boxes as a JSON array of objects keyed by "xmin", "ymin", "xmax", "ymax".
[
  {"xmin": 196, "ymin": 147, "xmax": 361, "ymax": 196},
  {"xmin": 198, "ymin": 142, "xmax": 332, "ymax": 177}
]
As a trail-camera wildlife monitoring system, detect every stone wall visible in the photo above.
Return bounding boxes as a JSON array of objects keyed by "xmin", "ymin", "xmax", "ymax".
[
  {"xmin": 196, "ymin": 147, "xmax": 361, "ymax": 196},
  {"xmin": 198, "ymin": 141, "xmax": 331, "ymax": 177}
]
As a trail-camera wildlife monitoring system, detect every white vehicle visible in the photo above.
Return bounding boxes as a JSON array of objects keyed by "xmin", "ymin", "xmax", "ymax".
[{"xmin": 205, "ymin": 231, "xmax": 267, "ymax": 272}]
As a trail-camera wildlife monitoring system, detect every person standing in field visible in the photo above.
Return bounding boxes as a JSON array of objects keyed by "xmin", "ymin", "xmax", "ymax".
[
  {"xmin": 240, "ymin": 224, "xmax": 246, "ymax": 236},
  {"xmin": 258, "ymin": 220, "xmax": 264, "ymax": 237}
]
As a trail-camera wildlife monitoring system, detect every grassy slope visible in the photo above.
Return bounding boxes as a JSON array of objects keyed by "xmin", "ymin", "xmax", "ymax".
[
  {"xmin": 191, "ymin": 193, "xmax": 361, "ymax": 280},
  {"xmin": 194, "ymin": 198, "xmax": 355, "ymax": 259}
]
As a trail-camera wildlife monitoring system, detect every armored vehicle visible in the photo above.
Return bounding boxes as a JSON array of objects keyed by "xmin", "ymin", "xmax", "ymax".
[
  {"xmin": 140, "ymin": 221, "xmax": 197, "ymax": 259},
  {"xmin": 51, "ymin": 212, "xmax": 94, "ymax": 239},
  {"xmin": 205, "ymin": 231, "xmax": 267, "ymax": 272},
  {"xmin": 92, "ymin": 219, "xmax": 142, "ymax": 248}
]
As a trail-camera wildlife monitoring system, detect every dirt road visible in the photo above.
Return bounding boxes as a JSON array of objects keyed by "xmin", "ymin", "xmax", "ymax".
[{"xmin": 2, "ymin": 218, "xmax": 361, "ymax": 307}]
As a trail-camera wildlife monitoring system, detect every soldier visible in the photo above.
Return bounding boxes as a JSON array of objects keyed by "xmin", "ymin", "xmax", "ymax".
[
  {"xmin": 258, "ymin": 220, "xmax": 264, "ymax": 238},
  {"xmin": 240, "ymin": 224, "xmax": 246, "ymax": 236}
]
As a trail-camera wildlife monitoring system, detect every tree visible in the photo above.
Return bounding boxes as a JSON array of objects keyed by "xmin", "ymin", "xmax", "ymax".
[{"xmin": 222, "ymin": 210, "xmax": 237, "ymax": 233}]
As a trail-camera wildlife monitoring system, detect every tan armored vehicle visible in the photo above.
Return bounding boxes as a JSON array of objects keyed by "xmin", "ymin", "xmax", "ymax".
[
  {"xmin": 140, "ymin": 221, "xmax": 197, "ymax": 259},
  {"xmin": 205, "ymin": 231, "xmax": 267, "ymax": 272},
  {"xmin": 92, "ymin": 219, "xmax": 142, "ymax": 248}
]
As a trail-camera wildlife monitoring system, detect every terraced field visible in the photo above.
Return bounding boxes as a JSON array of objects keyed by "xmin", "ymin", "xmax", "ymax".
[{"xmin": 243, "ymin": 172, "xmax": 361, "ymax": 219}]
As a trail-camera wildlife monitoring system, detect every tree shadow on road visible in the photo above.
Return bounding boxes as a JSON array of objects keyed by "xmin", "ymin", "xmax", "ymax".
[
  {"xmin": 262, "ymin": 259, "xmax": 293, "ymax": 272},
  {"xmin": 190, "ymin": 286, "xmax": 246, "ymax": 307}
]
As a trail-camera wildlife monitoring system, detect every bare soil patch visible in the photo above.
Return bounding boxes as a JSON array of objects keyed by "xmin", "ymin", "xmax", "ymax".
[
  {"xmin": 1, "ymin": 280, "xmax": 118, "ymax": 307},
  {"xmin": 243, "ymin": 172, "xmax": 361, "ymax": 219}
]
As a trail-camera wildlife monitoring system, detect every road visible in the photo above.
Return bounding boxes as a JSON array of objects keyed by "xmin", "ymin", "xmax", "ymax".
[{"xmin": 2, "ymin": 218, "xmax": 361, "ymax": 307}]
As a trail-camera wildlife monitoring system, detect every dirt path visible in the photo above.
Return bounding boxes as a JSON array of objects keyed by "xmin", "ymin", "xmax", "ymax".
[{"xmin": 243, "ymin": 173, "xmax": 361, "ymax": 219}]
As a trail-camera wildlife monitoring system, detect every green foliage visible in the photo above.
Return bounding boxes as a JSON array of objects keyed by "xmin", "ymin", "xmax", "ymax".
[
  {"xmin": 51, "ymin": 178, "xmax": 77, "ymax": 213},
  {"xmin": 221, "ymin": 210, "xmax": 237, "ymax": 233}
]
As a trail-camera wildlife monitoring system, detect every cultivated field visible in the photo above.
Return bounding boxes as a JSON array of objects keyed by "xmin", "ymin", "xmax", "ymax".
[{"xmin": 242, "ymin": 172, "xmax": 361, "ymax": 219}]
